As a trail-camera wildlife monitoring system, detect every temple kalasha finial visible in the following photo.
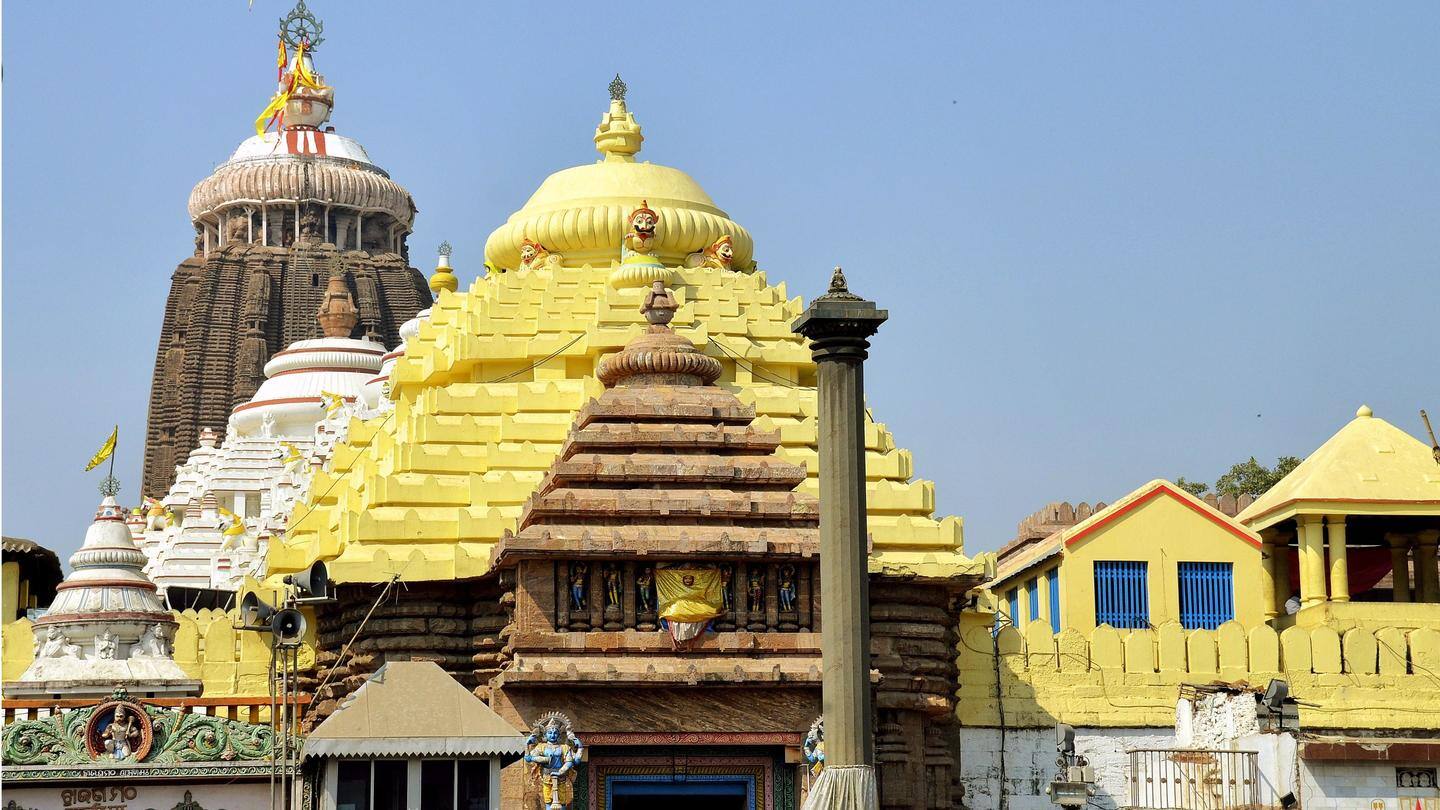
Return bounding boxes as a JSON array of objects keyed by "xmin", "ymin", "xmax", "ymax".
[{"xmin": 609, "ymin": 73, "xmax": 628, "ymax": 102}]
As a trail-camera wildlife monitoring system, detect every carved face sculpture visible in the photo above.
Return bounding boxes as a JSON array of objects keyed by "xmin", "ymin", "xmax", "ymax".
[
  {"xmin": 631, "ymin": 210, "xmax": 657, "ymax": 237},
  {"xmin": 717, "ymin": 241, "xmax": 734, "ymax": 263},
  {"xmin": 544, "ymin": 723, "xmax": 561, "ymax": 744},
  {"xmin": 520, "ymin": 243, "xmax": 537, "ymax": 265}
]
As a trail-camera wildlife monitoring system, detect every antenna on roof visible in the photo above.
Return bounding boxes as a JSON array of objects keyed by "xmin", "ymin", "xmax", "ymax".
[{"xmin": 1422, "ymin": 410, "xmax": 1440, "ymax": 465}]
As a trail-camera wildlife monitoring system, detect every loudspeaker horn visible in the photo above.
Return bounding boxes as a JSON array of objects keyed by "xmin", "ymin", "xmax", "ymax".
[
  {"xmin": 271, "ymin": 608, "xmax": 308, "ymax": 647},
  {"xmin": 286, "ymin": 560, "xmax": 331, "ymax": 601},
  {"xmin": 239, "ymin": 592, "xmax": 277, "ymax": 630}
]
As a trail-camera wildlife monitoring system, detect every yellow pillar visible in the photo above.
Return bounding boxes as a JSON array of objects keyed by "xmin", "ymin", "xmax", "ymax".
[
  {"xmin": 1327, "ymin": 517, "xmax": 1349, "ymax": 603},
  {"xmin": 1388, "ymin": 533, "xmax": 1412, "ymax": 603},
  {"xmin": 1271, "ymin": 530, "xmax": 1294, "ymax": 615},
  {"xmin": 1296, "ymin": 515, "xmax": 1327, "ymax": 608},
  {"xmin": 1259, "ymin": 536, "xmax": 1278, "ymax": 620},
  {"xmin": 2, "ymin": 561, "xmax": 20, "ymax": 622},
  {"xmin": 1417, "ymin": 531, "xmax": 1440, "ymax": 603}
]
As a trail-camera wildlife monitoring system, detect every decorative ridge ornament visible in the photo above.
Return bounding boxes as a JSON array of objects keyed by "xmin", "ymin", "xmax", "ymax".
[
  {"xmin": 609, "ymin": 73, "xmax": 627, "ymax": 102},
  {"xmin": 596, "ymin": 281, "xmax": 722, "ymax": 388}
]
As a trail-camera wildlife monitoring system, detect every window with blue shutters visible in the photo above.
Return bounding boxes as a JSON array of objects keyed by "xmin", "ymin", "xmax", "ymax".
[
  {"xmin": 1094, "ymin": 561, "xmax": 1149, "ymax": 628},
  {"xmin": 1026, "ymin": 577, "xmax": 1040, "ymax": 626},
  {"xmin": 1005, "ymin": 588, "xmax": 1019, "ymax": 627},
  {"xmin": 1047, "ymin": 570, "xmax": 1061, "ymax": 633},
  {"xmin": 1177, "ymin": 562, "xmax": 1234, "ymax": 630}
]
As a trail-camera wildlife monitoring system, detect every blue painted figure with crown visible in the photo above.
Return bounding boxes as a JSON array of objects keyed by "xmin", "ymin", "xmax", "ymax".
[{"xmin": 524, "ymin": 712, "xmax": 583, "ymax": 809}]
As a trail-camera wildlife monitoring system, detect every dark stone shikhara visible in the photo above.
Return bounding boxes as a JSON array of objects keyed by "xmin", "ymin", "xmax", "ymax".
[{"xmin": 142, "ymin": 238, "xmax": 430, "ymax": 497}]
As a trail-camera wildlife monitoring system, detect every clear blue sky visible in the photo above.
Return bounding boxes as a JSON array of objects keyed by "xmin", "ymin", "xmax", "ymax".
[{"xmin": 4, "ymin": 2, "xmax": 1437, "ymax": 565}]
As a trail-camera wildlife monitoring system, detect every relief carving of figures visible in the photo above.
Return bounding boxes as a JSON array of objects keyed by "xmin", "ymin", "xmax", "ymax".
[
  {"xmin": 299, "ymin": 206, "xmax": 321, "ymax": 240},
  {"xmin": 134, "ymin": 623, "xmax": 172, "ymax": 658},
  {"xmin": 524, "ymin": 712, "xmax": 583, "ymax": 810},
  {"xmin": 569, "ymin": 563, "xmax": 588, "ymax": 611},
  {"xmin": 101, "ymin": 706, "xmax": 141, "ymax": 761},
  {"xmin": 602, "ymin": 564, "xmax": 622, "ymax": 608},
  {"xmin": 621, "ymin": 200, "xmax": 660, "ymax": 260},
  {"xmin": 519, "ymin": 238, "xmax": 560, "ymax": 272},
  {"xmin": 747, "ymin": 568, "xmax": 766, "ymax": 613},
  {"xmin": 779, "ymin": 564, "xmax": 798, "ymax": 612},
  {"xmin": 362, "ymin": 217, "xmax": 389, "ymax": 252},
  {"xmin": 95, "ymin": 630, "xmax": 118, "ymax": 660},
  {"xmin": 35, "ymin": 626, "xmax": 80, "ymax": 659},
  {"xmin": 635, "ymin": 566, "xmax": 655, "ymax": 612},
  {"xmin": 225, "ymin": 214, "xmax": 249, "ymax": 245},
  {"xmin": 688, "ymin": 234, "xmax": 734, "ymax": 271},
  {"xmin": 719, "ymin": 564, "xmax": 734, "ymax": 611}
]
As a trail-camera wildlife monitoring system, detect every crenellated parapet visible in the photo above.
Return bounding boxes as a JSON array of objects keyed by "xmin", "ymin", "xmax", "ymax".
[{"xmin": 956, "ymin": 611, "xmax": 1440, "ymax": 731}]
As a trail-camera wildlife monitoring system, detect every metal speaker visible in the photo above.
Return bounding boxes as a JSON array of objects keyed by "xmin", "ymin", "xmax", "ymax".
[
  {"xmin": 1263, "ymin": 678, "xmax": 1290, "ymax": 712},
  {"xmin": 286, "ymin": 560, "xmax": 331, "ymax": 601},
  {"xmin": 1056, "ymin": 723, "xmax": 1076, "ymax": 756},
  {"xmin": 239, "ymin": 592, "xmax": 277, "ymax": 630},
  {"xmin": 271, "ymin": 608, "xmax": 308, "ymax": 647}
]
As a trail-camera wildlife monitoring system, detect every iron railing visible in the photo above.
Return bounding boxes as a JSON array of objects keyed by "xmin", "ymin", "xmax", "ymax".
[{"xmin": 1126, "ymin": 748, "xmax": 1259, "ymax": 809}]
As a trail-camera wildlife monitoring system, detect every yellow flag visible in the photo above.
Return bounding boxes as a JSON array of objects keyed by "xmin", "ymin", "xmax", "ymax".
[
  {"xmin": 320, "ymin": 390, "xmax": 346, "ymax": 416},
  {"xmin": 84, "ymin": 426, "xmax": 118, "ymax": 472},
  {"xmin": 217, "ymin": 506, "xmax": 247, "ymax": 537},
  {"xmin": 280, "ymin": 441, "xmax": 304, "ymax": 464}
]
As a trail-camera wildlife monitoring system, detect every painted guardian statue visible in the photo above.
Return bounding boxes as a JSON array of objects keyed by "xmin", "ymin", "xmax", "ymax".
[{"xmin": 524, "ymin": 712, "xmax": 584, "ymax": 810}]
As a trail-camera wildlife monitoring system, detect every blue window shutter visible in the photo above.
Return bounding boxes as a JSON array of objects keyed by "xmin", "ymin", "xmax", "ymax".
[
  {"xmin": 1094, "ymin": 561, "xmax": 1149, "ymax": 629},
  {"xmin": 1026, "ymin": 578, "xmax": 1040, "ymax": 627},
  {"xmin": 1048, "ymin": 571, "xmax": 1061, "ymax": 633},
  {"xmin": 1006, "ymin": 588, "xmax": 1019, "ymax": 628},
  {"xmin": 1178, "ymin": 562, "xmax": 1234, "ymax": 630}
]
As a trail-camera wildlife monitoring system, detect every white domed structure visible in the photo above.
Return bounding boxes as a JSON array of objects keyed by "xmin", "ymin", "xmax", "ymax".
[{"xmin": 9, "ymin": 497, "xmax": 200, "ymax": 698}]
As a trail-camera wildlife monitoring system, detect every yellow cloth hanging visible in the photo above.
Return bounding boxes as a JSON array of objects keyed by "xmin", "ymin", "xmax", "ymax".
[{"xmin": 656, "ymin": 565, "xmax": 724, "ymax": 624}]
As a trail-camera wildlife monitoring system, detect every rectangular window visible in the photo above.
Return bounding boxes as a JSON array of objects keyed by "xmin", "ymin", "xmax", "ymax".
[
  {"xmin": 421, "ymin": 759, "xmax": 456, "ymax": 810},
  {"xmin": 373, "ymin": 760, "xmax": 407, "ymax": 810},
  {"xmin": 1047, "ymin": 570, "xmax": 1061, "ymax": 634},
  {"xmin": 1177, "ymin": 562, "xmax": 1234, "ymax": 630},
  {"xmin": 1026, "ymin": 578, "xmax": 1040, "ymax": 626},
  {"xmin": 336, "ymin": 761, "xmax": 371, "ymax": 810},
  {"xmin": 458, "ymin": 760, "xmax": 492, "ymax": 810},
  {"xmin": 1005, "ymin": 588, "xmax": 1019, "ymax": 627},
  {"xmin": 1094, "ymin": 561, "xmax": 1149, "ymax": 628}
]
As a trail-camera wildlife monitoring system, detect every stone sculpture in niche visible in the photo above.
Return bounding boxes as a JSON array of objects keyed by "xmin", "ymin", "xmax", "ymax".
[
  {"xmin": 568, "ymin": 562, "xmax": 588, "ymax": 612},
  {"xmin": 621, "ymin": 200, "xmax": 659, "ymax": 258},
  {"xmin": 35, "ymin": 627, "xmax": 80, "ymax": 659}
]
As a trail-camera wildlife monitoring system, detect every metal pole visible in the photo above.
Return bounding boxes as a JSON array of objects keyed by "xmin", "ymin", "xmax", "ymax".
[{"xmin": 792, "ymin": 267, "xmax": 887, "ymax": 768}]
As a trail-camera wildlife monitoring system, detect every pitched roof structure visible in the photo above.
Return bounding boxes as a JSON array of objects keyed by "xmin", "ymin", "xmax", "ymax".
[
  {"xmin": 1238, "ymin": 405, "xmax": 1440, "ymax": 531},
  {"xmin": 990, "ymin": 479, "xmax": 1260, "ymax": 586},
  {"xmin": 303, "ymin": 661, "xmax": 527, "ymax": 759}
]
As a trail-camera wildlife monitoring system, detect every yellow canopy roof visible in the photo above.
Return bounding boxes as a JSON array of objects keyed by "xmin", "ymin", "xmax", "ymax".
[{"xmin": 1238, "ymin": 405, "xmax": 1440, "ymax": 531}]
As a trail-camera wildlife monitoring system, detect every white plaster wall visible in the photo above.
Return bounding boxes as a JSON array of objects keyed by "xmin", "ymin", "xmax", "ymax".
[
  {"xmin": 1301, "ymin": 761, "xmax": 1440, "ymax": 810},
  {"xmin": 958, "ymin": 726, "xmax": 1176, "ymax": 810}
]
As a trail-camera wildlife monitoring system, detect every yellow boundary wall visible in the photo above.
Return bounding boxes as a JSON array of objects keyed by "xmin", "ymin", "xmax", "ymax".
[
  {"xmin": 957, "ymin": 613, "xmax": 1440, "ymax": 730},
  {"xmin": 2, "ymin": 610, "xmax": 316, "ymax": 698}
]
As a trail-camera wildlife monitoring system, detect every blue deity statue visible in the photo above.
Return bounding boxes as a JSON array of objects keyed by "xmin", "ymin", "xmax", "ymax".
[{"xmin": 524, "ymin": 713, "xmax": 583, "ymax": 809}]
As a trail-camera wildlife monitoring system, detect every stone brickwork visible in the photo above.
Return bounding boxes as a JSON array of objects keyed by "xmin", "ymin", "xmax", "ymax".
[{"xmin": 142, "ymin": 242, "xmax": 429, "ymax": 497}]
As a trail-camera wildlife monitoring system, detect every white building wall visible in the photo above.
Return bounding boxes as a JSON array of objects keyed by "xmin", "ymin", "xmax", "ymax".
[
  {"xmin": 1301, "ymin": 761, "xmax": 1440, "ymax": 810},
  {"xmin": 958, "ymin": 727, "xmax": 1176, "ymax": 810}
]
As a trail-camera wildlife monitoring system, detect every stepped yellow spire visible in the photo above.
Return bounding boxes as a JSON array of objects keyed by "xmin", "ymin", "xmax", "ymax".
[{"xmin": 594, "ymin": 73, "xmax": 643, "ymax": 161}]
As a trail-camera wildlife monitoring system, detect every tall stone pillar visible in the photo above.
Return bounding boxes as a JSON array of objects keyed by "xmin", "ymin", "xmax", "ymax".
[
  {"xmin": 1259, "ymin": 535, "xmax": 1278, "ymax": 620},
  {"xmin": 793, "ymin": 267, "xmax": 887, "ymax": 775},
  {"xmin": 1327, "ymin": 517, "xmax": 1350, "ymax": 602},
  {"xmin": 1417, "ymin": 531, "xmax": 1440, "ymax": 603},
  {"xmin": 1296, "ymin": 515, "xmax": 1327, "ymax": 608},
  {"xmin": 1387, "ymin": 533, "xmax": 1412, "ymax": 603}
]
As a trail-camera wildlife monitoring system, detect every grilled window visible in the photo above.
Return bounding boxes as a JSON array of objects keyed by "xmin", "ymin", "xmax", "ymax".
[
  {"xmin": 1026, "ymin": 577, "xmax": 1040, "ymax": 627},
  {"xmin": 1094, "ymin": 561, "xmax": 1149, "ymax": 628},
  {"xmin": 1177, "ymin": 562, "xmax": 1234, "ymax": 630},
  {"xmin": 1005, "ymin": 588, "xmax": 1019, "ymax": 628}
]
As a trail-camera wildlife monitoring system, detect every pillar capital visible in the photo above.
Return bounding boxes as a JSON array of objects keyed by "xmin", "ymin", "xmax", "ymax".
[
  {"xmin": 1386, "ymin": 532, "xmax": 1414, "ymax": 549},
  {"xmin": 791, "ymin": 268, "xmax": 888, "ymax": 364},
  {"xmin": 1295, "ymin": 514, "xmax": 1325, "ymax": 528},
  {"xmin": 1418, "ymin": 529, "xmax": 1440, "ymax": 548}
]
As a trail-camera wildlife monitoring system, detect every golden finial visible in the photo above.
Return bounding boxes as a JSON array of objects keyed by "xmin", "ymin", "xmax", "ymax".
[{"xmin": 595, "ymin": 74, "xmax": 643, "ymax": 161}]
